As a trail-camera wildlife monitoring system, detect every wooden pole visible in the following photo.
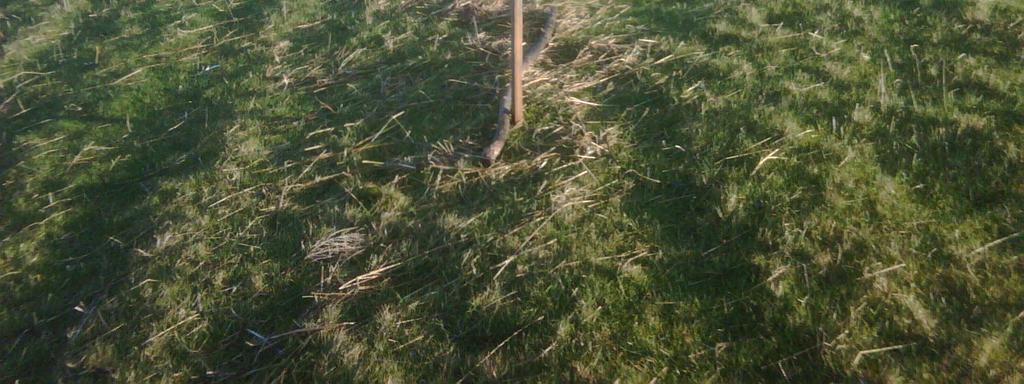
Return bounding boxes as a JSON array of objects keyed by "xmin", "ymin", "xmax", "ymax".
[
  {"xmin": 511, "ymin": 0, "xmax": 524, "ymax": 125},
  {"xmin": 482, "ymin": 7, "xmax": 557, "ymax": 164}
]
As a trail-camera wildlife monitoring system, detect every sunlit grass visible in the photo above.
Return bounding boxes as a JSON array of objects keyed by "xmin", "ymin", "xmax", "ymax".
[{"xmin": 2, "ymin": 0, "xmax": 1022, "ymax": 381}]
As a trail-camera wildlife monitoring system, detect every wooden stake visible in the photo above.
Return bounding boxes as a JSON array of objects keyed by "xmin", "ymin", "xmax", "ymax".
[
  {"xmin": 511, "ymin": 0, "xmax": 524, "ymax": 125},
  {"xmin": 482, "ymin": 7, "xmax": 557, "ymax": 164}
]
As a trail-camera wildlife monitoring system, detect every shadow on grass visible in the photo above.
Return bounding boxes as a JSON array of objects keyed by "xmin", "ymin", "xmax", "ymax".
[
  {"xmin": 0, "ymin": 0, "xmax": 282, "ymax": 380},
  {"xmin": 0, "ymin": 0, "xmax": 63, "ymax": 54},
  {"xmin": 612, "ymin": 79, "xmax": 842, "ymax": 380},
  {"xmin": 599, "ymin": 0, "xmax": 1023, "ymax": 380},
  {"xmin": 865, "ymin": 3, "xmax": 1024, "ymax": 220},
  {"xmin": 2, "ymin": 0, "xmax": 1020, "ymax": 381},
  {"xmin": 594, "ymin": 1, "xmax": 846, "ymax": 380}
]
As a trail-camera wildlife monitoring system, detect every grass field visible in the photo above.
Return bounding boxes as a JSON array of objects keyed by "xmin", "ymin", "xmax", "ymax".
[{"xmin": 2, "ymin": 0, "xmax": 1023, "ymax": 381}]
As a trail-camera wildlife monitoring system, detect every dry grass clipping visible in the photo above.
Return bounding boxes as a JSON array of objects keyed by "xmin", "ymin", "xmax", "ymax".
[{"xmin": 306, "ymin": 228, "xmax": 368, "ymax": 262}]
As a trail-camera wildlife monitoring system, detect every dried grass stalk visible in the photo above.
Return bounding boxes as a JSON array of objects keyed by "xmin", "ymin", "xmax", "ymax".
[{"xmin": 306, "ymin": 228, "xmax": 367, "ymax": 262}]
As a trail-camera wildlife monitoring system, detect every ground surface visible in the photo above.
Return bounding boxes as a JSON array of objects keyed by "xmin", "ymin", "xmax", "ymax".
[{"xmin": 2, "ymin": 0, "xmax": 1023, "ymax": 381}]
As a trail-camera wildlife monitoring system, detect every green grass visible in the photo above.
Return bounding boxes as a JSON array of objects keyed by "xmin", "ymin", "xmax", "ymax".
[{"xmin": 2, "ymin": 0, "xmax": 1023, "ymax": 381}]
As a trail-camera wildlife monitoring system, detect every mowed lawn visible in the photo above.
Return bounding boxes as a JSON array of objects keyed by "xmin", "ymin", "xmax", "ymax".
[{"xmin": 2, "ymin": 0, "xmax": 1023, "ymax": 381}]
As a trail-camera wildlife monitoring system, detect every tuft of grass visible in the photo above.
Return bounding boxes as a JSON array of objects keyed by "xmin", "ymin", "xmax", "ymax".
[{"xmin": 1, "ymin": 0, "xmax": 1022, "ymax": 381}]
